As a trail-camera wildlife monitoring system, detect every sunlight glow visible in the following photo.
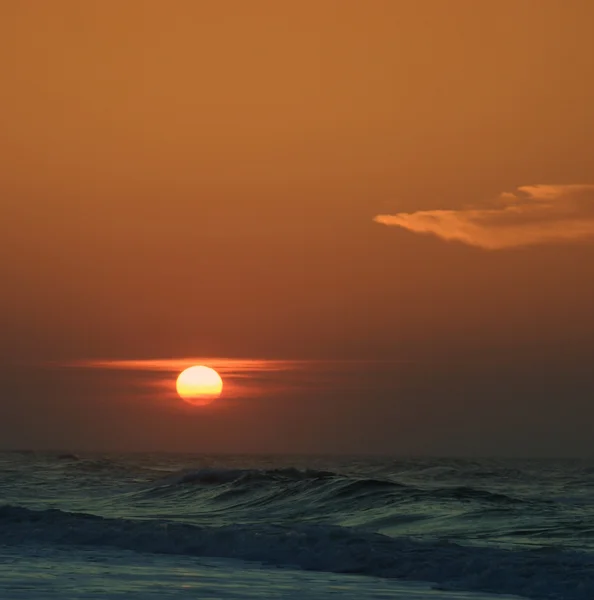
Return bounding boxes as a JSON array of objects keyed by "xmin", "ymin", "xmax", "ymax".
[{"xmin": 176, "ymin": 365, "xmax": 223, "ymax": 406}]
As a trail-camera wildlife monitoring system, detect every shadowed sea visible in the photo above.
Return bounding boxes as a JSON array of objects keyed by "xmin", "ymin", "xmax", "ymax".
[{"xmin": 1, "ymin": 453, "xmax": 593, "ymax": 599}]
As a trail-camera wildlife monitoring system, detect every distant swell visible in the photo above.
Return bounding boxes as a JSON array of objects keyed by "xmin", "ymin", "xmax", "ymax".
[{"xmin": 1, "ymin": 504, "xmax": 592, "ymax": 600}]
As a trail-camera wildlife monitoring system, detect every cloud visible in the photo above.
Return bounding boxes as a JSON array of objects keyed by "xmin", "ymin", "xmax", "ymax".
[{"xmin": 373, "ymin": 184, "xmax": 594, "ymax": 249}]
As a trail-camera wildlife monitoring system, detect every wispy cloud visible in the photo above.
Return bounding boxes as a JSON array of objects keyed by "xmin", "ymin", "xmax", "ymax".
[
  {"xmin": 60, "ymin": 358, "xmax": 311, "ymax": 401},
  {"xmin": 59, "ymin": 358, "xmax": 407, "ymax": 403},
  {"xmin": 373, "ymin": 184, "xmax": 594, "ymax": 249}
]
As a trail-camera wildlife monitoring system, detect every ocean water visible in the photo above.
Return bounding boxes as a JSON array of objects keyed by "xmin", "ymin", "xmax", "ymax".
[{"xmin": 1, "ymin": 453, "xmax": 593, "ymax": 599}]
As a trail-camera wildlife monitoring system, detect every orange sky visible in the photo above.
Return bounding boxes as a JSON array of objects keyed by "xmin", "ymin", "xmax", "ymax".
[{"xmin": 1, "ymin": 1, "xmax": 593, "ymax": 455}]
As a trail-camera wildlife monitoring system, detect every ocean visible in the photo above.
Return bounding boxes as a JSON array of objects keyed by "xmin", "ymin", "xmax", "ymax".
[{"xmin": 1, "ymin": 453, "xmax": 593, "ymax": 599}]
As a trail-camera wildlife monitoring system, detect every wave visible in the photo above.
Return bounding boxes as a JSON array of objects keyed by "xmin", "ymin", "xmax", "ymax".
[
  {"xmin": 65, "ymin": 458, "xmax": 136, "ymax": 474},
  {"xmin": 139, "ymin": 468, "xmax": 410, "ymax": 519},
  {"xmin": 151, "ymin": 467, "xmax": 337, "ymax": 487},
  {"xmin": 1, "ymin": 504, "xmax": 593, "ymax": 600},
  {"xmin": 144, "ymin": 467, "xmax": 525, "ymax": 506},
  {"xmin": 431, "ymin": 485, "xmax": 526, "ymax": 504}
]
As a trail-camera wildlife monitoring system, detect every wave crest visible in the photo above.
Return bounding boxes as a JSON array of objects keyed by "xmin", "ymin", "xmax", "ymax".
[{"xmin": 152, "ymin": 467, "xmax": 337, "ymax": 487}]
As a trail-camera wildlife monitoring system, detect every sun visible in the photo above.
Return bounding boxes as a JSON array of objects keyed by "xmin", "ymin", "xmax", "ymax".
[{"xmin": 176, "ymin": 365, "xmax": 223, "ymax": 406}]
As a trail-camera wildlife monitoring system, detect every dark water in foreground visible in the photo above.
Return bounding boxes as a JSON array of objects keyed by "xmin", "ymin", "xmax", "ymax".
[{"xmin": 2, "ymin": 453, "xmax": 594, "ymax": 599}]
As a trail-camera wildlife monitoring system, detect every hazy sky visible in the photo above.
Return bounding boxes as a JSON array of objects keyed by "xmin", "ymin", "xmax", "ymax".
[{"xmin": 1, "ymin": 1, "xmax": 593, "ymax": 456}]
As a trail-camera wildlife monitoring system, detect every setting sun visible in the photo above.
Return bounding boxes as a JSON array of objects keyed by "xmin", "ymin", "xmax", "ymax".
[{"xmin": 176, "ymin": 365, "xmax": 223, "ymax": 406}]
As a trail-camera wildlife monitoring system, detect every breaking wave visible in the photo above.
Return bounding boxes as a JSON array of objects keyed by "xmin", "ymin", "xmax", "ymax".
[{"xmin": 1, "ymin": 504, "xmax": 593, "ymax": 600}]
